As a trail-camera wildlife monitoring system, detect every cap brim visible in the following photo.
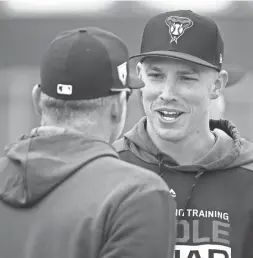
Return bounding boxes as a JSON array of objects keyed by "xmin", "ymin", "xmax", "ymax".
[
  {"xmin": 129, "ymin": 51, "xmax": 246, "ymax": 88},
  {"xmin": 110, "ymin": 73, "xmax": 145, "ymax": 94},
  {"xmin": 130, "ymin": 50, "xmax": 219, "ymax": 70}
]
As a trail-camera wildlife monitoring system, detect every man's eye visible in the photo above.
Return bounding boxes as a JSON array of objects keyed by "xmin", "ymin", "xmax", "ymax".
[
  {"xmin": 148, "ymin": 73, "xmax": 164, "ymax": 79},
  {"xmin": 180, "ymin": 76, "xmax": 197, "ymax": 81}
]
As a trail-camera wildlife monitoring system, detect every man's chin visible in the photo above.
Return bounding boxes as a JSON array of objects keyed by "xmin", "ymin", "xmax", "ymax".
[{"xmin": 154, "ymin": 126, "xmax": 185, "ymax": 142}]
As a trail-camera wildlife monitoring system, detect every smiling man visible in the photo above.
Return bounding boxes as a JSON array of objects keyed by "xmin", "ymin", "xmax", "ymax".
[
  {"xmin": 114, "ymin": 10, "xmax": 253, "ymax": 258},
  {"xmin": 137, "ymin": 57, "xmax": 224, "ymax": 165}
]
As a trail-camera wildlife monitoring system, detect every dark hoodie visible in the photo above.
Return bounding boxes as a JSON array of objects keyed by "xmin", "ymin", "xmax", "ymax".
[
  {"xmin": 0, "ymin": 126, "xmax": 176, "ymax": 258},
  {"xmin": 113, "ymin": 117, "xmax": 253, "ymax": 258}
]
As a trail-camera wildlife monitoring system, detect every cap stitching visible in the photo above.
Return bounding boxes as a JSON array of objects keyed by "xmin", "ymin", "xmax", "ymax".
[
  {"xmin": 65, "ymin": 32, "xmax": 81, "ymax": 87},
  {"xmin": 91, "ymin": 33, "xmax": 118, "ymax": 90}
]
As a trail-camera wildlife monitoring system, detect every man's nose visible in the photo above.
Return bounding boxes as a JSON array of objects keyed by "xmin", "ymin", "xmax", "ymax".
[{"xmin": 159, "ymin": 79, "xmax": 178, "ymax": 101}]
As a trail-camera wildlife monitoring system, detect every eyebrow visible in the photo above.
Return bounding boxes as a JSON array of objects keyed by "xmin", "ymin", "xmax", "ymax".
[
  {"xmin": 177, "ymin": 69, "xmax": 200, "ymax": 76},
  {"xmin": 145, "ymin": 65, "xmax": 163, "ymax": 73},
  {"xmin": 145, "ymin": 65, "xmax": 200, "ymax": 75}
]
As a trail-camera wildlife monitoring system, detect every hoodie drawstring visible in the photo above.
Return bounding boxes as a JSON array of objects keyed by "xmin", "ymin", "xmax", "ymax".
[
  {"xmin": 158, "ymin": 154, "xmax": 164, "ymax": 177},
  {"xmin": 158, "ymin": 158, "xmax": 205, "ymax": 222},
  {"xmin": 177, "ymin": 170, "xmax": 204, "ymax": 222}
]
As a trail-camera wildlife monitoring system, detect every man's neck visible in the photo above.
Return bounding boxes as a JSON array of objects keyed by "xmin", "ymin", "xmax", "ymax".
[
  {"xmin": 147, "ymin": 123, "xmax": 216, "ymax": 166},
  {"xmin": 41, "ymin": 119, "xmax": 111, "ymax": 143}
]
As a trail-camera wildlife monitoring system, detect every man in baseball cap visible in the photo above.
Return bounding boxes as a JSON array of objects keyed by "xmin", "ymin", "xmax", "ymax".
[
  {"xmin": 114, "ymin": 10, "xmax": 253, "ymax": 258},
  {"xmin": 0, "ymin": 27, "xmax": 177, "ymax": 258}
]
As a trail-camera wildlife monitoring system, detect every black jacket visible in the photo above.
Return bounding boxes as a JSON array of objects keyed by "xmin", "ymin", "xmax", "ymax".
[
  {"xmin": 114, "ymin": 117, "xmax": 253, "ymax": 258},
  {"xmin": 0, "ymin": 126, "xmax": 176, "ymax": 258}
]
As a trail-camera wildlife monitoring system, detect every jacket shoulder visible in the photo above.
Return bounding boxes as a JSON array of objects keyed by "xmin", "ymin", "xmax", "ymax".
[{"xmin": 99, "ymin": 160, "xmax": 176, "ymax": 258}]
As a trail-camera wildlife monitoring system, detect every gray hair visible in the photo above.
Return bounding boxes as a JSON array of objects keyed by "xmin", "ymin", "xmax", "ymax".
[{"xmin": 39, "ymin": 92, "xmax": 117, "ymax": 125}]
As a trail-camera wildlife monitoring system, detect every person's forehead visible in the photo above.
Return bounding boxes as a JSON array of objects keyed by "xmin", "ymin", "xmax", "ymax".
[{"xmin": 142, "ymin": 57, "xmax": 205, "ymax": 73}]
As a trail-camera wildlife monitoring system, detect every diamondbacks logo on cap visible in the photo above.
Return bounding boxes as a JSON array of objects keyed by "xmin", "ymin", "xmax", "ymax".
[
  {"xmin": 57, "ymin": 84, "xmax": 73, "ymax": 95},
  {"xmin": 117, "ymin": 62, "xmax": 127, "ymax": 86},
  {"xmin": 165, "ymin": 16, "xmax": 193, "ymax": 44}
]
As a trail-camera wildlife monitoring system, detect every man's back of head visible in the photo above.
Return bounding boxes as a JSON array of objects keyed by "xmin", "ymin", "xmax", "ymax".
[{"xmin": 34, "ymin": 27, "xmax": 144, "ymax": 143}]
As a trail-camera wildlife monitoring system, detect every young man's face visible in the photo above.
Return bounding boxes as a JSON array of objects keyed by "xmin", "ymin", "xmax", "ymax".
[{"xmin": 138, "ymin": 57, "xmax": 224, "ymax": 142}]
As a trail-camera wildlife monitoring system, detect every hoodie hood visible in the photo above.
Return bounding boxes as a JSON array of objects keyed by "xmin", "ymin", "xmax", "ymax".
[
  {"xmin": 123, "ymin": 117, "xmax": 253, "ymax": 171},
  {"xmin": 0, "ymin": 126, "xmax": 118, "ymax": 208}
]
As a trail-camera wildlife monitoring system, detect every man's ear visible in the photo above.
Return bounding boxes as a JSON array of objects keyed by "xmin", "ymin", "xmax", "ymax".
[
  {"xmin": 210, "ymin": 70, "xmax": 228, "ymax": 99},
  {"xmin": 111, "ymin": 91, "xmax": 127, "ymax": 123},
  {"xmin": 32, "ymin": 84, "xmax": 42, "ymax": 115},
  {"xmin": 136, "ymin": 62, "xmax": 143, "ymax": 80},
  {"xmin": 136, "ymin": 62, "xmax": 144, "ymax": 93}
]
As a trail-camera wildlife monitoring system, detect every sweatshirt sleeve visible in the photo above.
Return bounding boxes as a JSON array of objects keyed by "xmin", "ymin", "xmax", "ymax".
[{"xmin": 99, "ymin": 179, "xmax": 177, "ymax": 258}]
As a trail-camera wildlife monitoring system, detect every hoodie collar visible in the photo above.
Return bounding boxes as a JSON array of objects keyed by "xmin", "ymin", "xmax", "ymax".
[
  {"xmin": 124, "ymin": 117, "xmax": 249, "ymax": 171},
  {"xmin": 0, "ymin": 126, "xmax": 118, "ymax": 208}
]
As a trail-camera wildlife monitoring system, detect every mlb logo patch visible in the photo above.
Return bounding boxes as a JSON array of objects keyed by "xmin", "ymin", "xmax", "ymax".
[
  {"xmin": 57, "ymin": 84, "xmax": 73, "ymax": 95},
  {"xmin": 117, "ymin": 62, "xmax": 127, "ymax": 86}
]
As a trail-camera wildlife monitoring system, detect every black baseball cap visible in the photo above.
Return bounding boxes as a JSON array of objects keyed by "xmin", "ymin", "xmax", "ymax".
[
  {"xmin": 130, "ymin": 10, "xmax": 224, "ymax": 71},
  {"xmin": 39, "ymin": 27, "xmax": 144, "ymax": 100}
]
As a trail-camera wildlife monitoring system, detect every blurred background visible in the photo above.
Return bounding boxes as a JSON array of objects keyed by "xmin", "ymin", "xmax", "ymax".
[{"xmin": 1, "ymin": 0, "xmax": 253, "ymax": 153}]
